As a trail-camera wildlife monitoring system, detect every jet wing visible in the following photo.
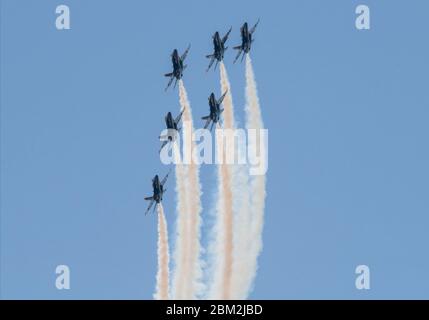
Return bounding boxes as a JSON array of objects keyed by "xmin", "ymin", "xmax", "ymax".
[
  {"xmin": 145, "ymin": 199, "xmax": 155, "ymax": 215},
  {"xmin": 160, "ymin": 169, "xmax": 171, "ymax": 186},
  {"xmin": 233, "ymin": 48, "xmax": 243, "ymax": 63},
  {"xmin": 165, "ymin": 75, "xmax": 175, "ymax": 91},
  {"xmin": 222, "ymin": 27, "xmax": 232, "ymax": 44},
  {"xmin": 203, "ymin": 118, "xmax": 211, "ymax": 130},
  {"xmin": 241, "ymin": 51, "xmax": 246, "ymax": 62},
  {"xmin": 181, "ymin": 44, "xmax": 191, "ymax": 61},
  {"xmin": 206, "ymin": 56, "xmax": 215, "ymax": 72},
  {"xmin": 175, "ymin": 108, "xmax": 185, "ymax": 125},
  {"xmin": 250, "ymin": 19, "xmax": 260, "ymax": 34},
  {"xmin": 217, "ymin": 90, "xmax": 228, "ymax": 105}
]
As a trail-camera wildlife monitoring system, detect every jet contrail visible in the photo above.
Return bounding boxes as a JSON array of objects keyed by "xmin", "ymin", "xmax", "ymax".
[
  {"xmin": 207, "ymin": 133, "xmax": 234, "ymax": 300},
  {"xmin": 154, "ymin": 204, "xmax": 170, "ymax": 300},
  {"xmin": 230, "ymin": 161, "xmax": 252, "ymax": 299},
  {"xmin": 171, "ymin": 159, "xmax": 190, "ymax": 299},
  {"xmin": 209, "ymin": 62, "xmax": 235, "ymax": 299},
  {"xmin": 219, "ymin": 62, "xmax": 235, "ymax": 130},
  {"xmin": 177, "ymin": 80, "xmax": 204, "ymax": 299},
  {"xmin": 218, "ymin": 63, "xmax": 235, "ymax": 300},
  {"xmin": 232, "ymin": 54, "xmax": 267, "ymax": 299},
  {"xmin": 221, "ymin": 56, "xmax": 254, "ymax": 299}
]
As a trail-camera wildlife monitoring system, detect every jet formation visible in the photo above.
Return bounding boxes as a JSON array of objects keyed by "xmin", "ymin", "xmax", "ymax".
[{"xmin": 147, "ymin": 20, "xmax": 259, "ymax": 214}]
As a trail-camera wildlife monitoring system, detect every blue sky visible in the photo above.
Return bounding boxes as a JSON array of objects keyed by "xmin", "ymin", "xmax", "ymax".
[{"xmin": 1, "ymin": 0, "xmax": 428, "ymax": 299}]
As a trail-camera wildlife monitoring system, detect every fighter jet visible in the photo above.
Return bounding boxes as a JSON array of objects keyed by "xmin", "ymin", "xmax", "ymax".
[
  {"xmin": 205, "ymin": 27, "xmax": 232, "ymax": 72},
  {"xmin": 233, "ymin": 19, "xmax": 260, "ymax": 63},
  {"xmin": 144, "ymin": 171, "xmax": 170, "ymax": 215},
  {"xmin": 201, "ymin": 91, "xmax": 228, "ymax": 131},
  {"xmin": 159, "ymin": 108, "xmax": 185, "ymax": 152},
  {"xmin": 164, "ymin": 45, "xmax": 191, "ymax": 91}
]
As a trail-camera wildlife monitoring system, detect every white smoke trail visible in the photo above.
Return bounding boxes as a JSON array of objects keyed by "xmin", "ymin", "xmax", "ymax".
[
  {"xmin": 154, "ymin": 204, "xmax": 170, "ymax": 300},
  {"xmin": 232, "ymin": 54, "xmax": 267, "ymax": 299},
  {"xmin": 229, "ymin": 161, "xmax": 252, "ymax": 299},
  {"xmin": 176, "ymin": 80, "xmax": 204, "ymax": 299},
  {"xmin": 171, "ymin": 158, "xmax": 190, "ymax": 299},
  {"xmin": 219, "ymin": 58, "xmax": 252, "ymax": 299},
  {"xmin": 207, "ymin": 62, "xmax": 236, "ymax": 299},
  {"xmin": 219, "ymin": 62, "xmax": 235, "ymax": 131},
  {"xmin": 207, "ymin": 133, "xmax": 234, "ymax": 299}
]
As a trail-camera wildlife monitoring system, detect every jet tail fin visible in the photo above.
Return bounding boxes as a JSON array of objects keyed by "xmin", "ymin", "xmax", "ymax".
[
  {"xmin": 145, "ymin": 199, "xmax": 155, "ymax": 215},
  {"xmin": 206, "ymin": 54, "xmax": 215, "ymax": 59},
  {"xmin": 203, "ymin": 118, "xmax": 211, "ymax": 129},
  {"xmin": 165, "ymin": 75, "xmax": 174, "ymax": 91},
  {"xmin": 233, "ymin": 49, "xmax": 243, "ymax": 63},
  {"xmin": 206, "ymin": 56, "xmax": 215, "ymax": 72},
  {"xmin": 144, "ymin": 196, "xmax": 154, "ymax": 201},
  {"xmin": 164, "ymin": 72, "xmax": 173, "ymax": 77},
  {"xmin": 233, "ymin": 45, "xmax": 242, "ymax": 50},
  {"xmin": 201, "ymin": 115, "xmax": 210, "ymax": 120}
]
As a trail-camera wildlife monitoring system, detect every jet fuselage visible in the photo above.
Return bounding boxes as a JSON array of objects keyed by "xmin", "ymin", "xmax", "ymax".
[
  {"xmin": 171, "ymin": 49, "xmax": 183, "ymax": 79},
  {"xmin": 165, "ymin": 112, "xmax": 178, "ymax": 130},
  {"xmin": 209, "ymin": 93, "xmax": 221, "ymax": 123},
  {"xmin": 152, "ymin": 175, "xmax": 164, "ymax": 203},
  {"xmin": 241, "ymin": 22, "xmax": 252, "ymax": 53},
  {"xmin": 213, "ymin": 32, "xmax": 225, "ymax": 61}
]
